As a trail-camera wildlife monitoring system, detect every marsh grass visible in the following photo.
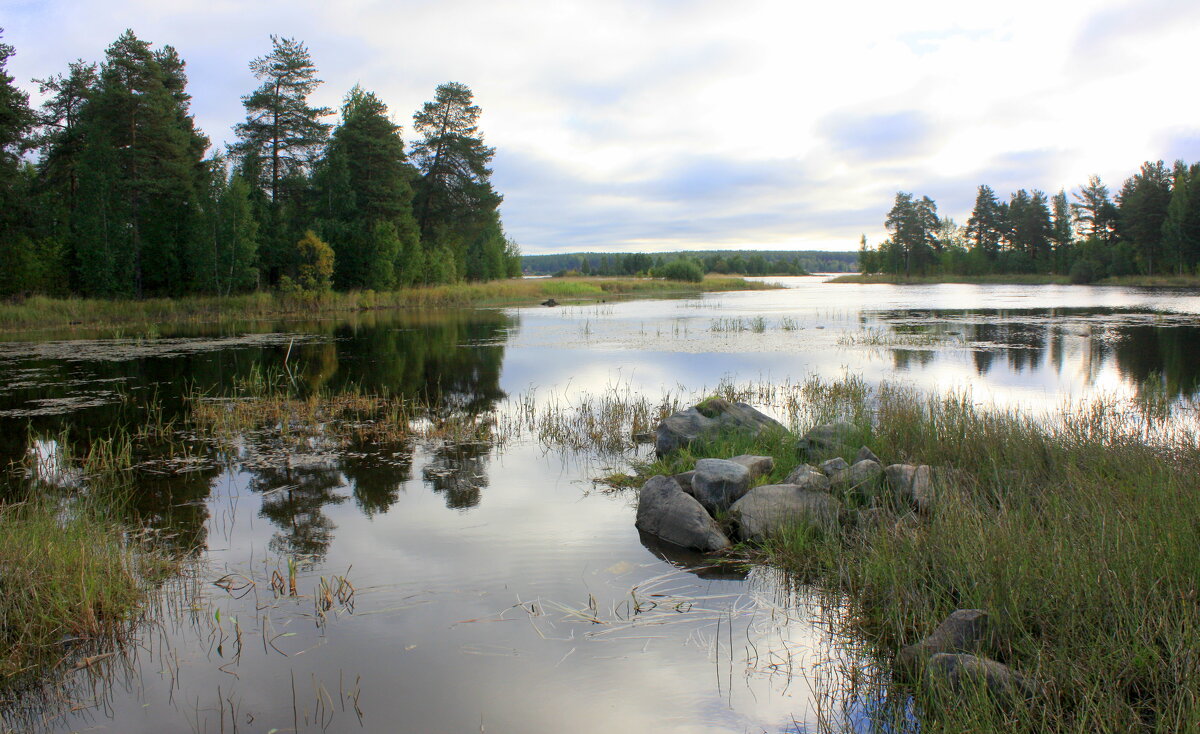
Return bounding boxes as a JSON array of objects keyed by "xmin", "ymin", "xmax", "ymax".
[
  {"xmin": 0, "ymin": 277, "xmax": 771, "ymax": 332},
  {"xmin": 749, "ymin": 381, "xmax": 1200, "ymax": 732},
  {"xmin": 836, "ymin": 327, "xmax": 956, "ymax": 348},
  {"xmin": 0, "ymin": 496, "xmax": 180, "ymax": 684}
]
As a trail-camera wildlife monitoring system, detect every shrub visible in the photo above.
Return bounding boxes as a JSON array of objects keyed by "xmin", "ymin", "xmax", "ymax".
[{"xmin": 653, "ymin": 259, "xmax": 704, "ymax": 282}]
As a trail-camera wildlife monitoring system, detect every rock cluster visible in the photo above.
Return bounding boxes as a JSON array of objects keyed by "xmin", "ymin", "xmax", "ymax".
[
  {"xmin": 637, "ymin": 409, "xmax": 942, "ymax": 553},
  {"xmin": 900, "ymin": 609, "xmax": 1036, "ymax": 702}
]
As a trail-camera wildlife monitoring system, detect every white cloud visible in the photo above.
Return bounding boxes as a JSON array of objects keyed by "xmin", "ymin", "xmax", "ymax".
[{"xmin": 5, "ymin": 0, "xmax": 1198, "ymax": 253}]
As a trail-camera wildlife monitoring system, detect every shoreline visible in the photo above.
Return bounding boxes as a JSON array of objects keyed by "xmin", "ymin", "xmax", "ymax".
[
  {"xmin": 0, "ymin": 276, "xmax": 774, "ymax": 333},
  {"xmin": 829, "ymin": 273, "xmax": 1200, "ymax": 287}
]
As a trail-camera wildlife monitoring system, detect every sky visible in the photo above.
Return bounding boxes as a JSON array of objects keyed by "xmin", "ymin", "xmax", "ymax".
[{"xmin": 5, "ymin": 0, "xmax": 1200, "ymax": 254}]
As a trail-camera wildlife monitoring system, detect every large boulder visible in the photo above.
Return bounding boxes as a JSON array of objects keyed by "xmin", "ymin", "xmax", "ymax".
[
  {"xmin": 672, "ymin": 470, "xmax": 696, "ymax": 494},
  {"xmin": 656, "ymin": 399, "xmax": 787, "ymax": 456},
  {"xmin": 854, "ymin": 445, "xmax": 882, "ymax": 464},
  {"xmin": 830, "ymin": 459, "xmax": 885, "ymax": 498},
  {"xmin": 782, "ymin": 464, "xmax": 831, "ymax": 492},
  {"xmin": 728, "ymin": 454, "xmax": 774, "ymax": 480},
  {"xmin": 635, "ymin": 475, "xmax": 731, "ymax": 552},
  {"xmin": 885, "ymin": 464, "xmax": 934, "ymax": 511},
  {"xmin": 926, "ymin": 653, "xmax": 1035, "ymax": 701},
  {"xmin": 797, "ymin": 421, "xmax": 858, "ymax": 455},
  {"xmin": 729, "ymin": 484, "xmax": 842, "ymax": 542},
  {"xmin": 691, "ymin": 458, "xmax": 752, "ymax": 514},
  {"xmin": 899, "ymin": 609, "xmax": 991, "ymax": 668},
  {"xmin": 819, "ymin": 457, "xmax": 849, "ymax": 476}
]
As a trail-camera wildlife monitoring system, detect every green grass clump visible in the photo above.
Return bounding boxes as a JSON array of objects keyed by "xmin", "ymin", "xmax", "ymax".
[
  {"xmin": 745, "ymin": 381, "xmax": 1200, "ymax": 732},
  {"xmin": 0, "ymin": 498, "xmax": 176, "ymax": 682}
]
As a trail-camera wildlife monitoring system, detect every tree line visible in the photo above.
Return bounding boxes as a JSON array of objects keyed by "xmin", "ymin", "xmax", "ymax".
[
  {"xmin": 524, "ymin": 250, "xmax": 860, "ymax": 277},
  {"xmin": 0, "ymin": 29, "xmax": 520, "ymax": 299},
  {"xmin": 859, "ymin": 161, "xmax": 1200, "ymax": 282}
]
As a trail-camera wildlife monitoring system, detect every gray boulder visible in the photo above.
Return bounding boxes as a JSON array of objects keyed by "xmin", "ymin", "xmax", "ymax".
[
  {"xmin": 819, "ymin": 457, "xmax": 849, "ymax": 475},
  {"xmin": 798, "ymin": 421, "xmax": 858, "ymax": 455},
  {"xmin": 854, "ymin": 445, "xmax": 881, "ymax": 464},
  {"xmin": 926, "ymin": 653, "xmax": 1035, "ymax": 701},
  {"xmin": 782, "ymin": 464, "xmax": 831, "ymax": 492},
  {"xmin": 729, "ymin": 484, "xmax": 842, "ymax": 542},
  {"xmin": 885, "ymin": 464, "xmax": 934, "ymax": 511},
  {"xmin": 830, "ymin": 459, "xmax": 885, "ymax": 497},
  {"xmin": 635, "ymin": 475, "xmax": 731, "ymax": 552},
  {"xmin": 899, "ymin": 609, "xmax": 991, "ymax": 668},
  {"xmin": 656, "ymin": 399, "xmax": 788, "ymax": 456},
  {"xmin": 728, "ymin": 454, "xmax": 774, "ymax": 480},
  {"xmin": 691, "ymin": 458, "xmax": 752, "ymax": 514}
]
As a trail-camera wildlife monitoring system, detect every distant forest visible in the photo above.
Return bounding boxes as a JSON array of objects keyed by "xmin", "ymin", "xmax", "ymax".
[
  {"xmin": 860, "ymin": 161, "xmax": 1200, "ymax": 282},
  {"xmin": 523, "ymin": 250, "xmax": 859, "ymax": 277},
  {"xmin": 0, "ymin": 29, "xmax": 519, "ymax": 299}
]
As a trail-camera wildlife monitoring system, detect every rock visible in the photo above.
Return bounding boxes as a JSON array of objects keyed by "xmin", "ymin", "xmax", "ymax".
[
  {"xmin": 730, "ymin": 484, "xmax": 842, "ymax": 542},
  {"xmin": 926, "ymin": 653, "xmax": 1035, "ymax": 701},
  {"xmin": 656, "ymin": 399, "xmax": 788, "ymax": 456},
  {"xmin": 728, "ymin": 454, "xmax": 774, "ymax": 480},
  {"xmin": 898, "ymin": 609, "xmax": 991, "ymax": 668},
  {"xmin": 635, "ymin": 475, "xmax": 731, "ymax": 552},
  {"xmin": 798, "ymin": 421, "xmax": 858, "ymax": 455},
  {"xmin": 672, "ymin": 470, "xmax": 696, "ymax": 494},
  {"xmin": 819, "ymin": 457, "xmax": 849, "ymax": 475},
  {"xmin": 782, "ymin": 464, "xmax": 831, "ymax": 492},
  {"xmin": 885, "ymin": 464, "xmax": 934, "ymax": 511},
  {"xmin": 691, "ymin": 459, "xmax": 752, "ymax": 514},
  {"xmin": 830, "ymin": 459, "xmax": 884, "ymax": 498},
  {"xmin": 541, "ymin": 298, "xmax": 558, "ymax": 307},
  {"xmin": 854, "ymin": 445, "xmax": 881, "ymax": 464}
]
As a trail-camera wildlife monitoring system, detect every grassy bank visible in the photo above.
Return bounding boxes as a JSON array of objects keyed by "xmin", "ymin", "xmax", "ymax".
[
  {"xmin": 0, "ymin": 497, "xmax": 178, "ymax": 683},
  {"xmin": 0, "ymin": 276, "xmax": 772, "ymax": 333},
  {"xmin": 626, "ymin": 378, "xmax": 1200, "ymax": 731},
  {"xmin": 832, "ymin": 272, "xmax": 1200, "ymax": 287}
]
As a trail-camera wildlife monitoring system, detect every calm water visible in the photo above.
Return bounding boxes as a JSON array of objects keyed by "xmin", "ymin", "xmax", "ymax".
[{"xmin": 1, "ymin": 277, "xmax": 1198, "ymax": 733}]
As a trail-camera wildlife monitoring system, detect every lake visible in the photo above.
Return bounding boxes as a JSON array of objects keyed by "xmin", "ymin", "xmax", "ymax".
[{"xmin": 1, "ymin": 276, "xmax": 1198, "ymax": 733}]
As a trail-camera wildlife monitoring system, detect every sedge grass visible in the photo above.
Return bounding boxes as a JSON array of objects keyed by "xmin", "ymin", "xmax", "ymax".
[{"xmin": 0, "ymin": 276, "xmax": 772, "ymax": 333}]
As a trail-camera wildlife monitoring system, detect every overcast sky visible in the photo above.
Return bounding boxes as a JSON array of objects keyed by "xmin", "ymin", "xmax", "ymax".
[{"xmin": 5, "ymin": 0, "xmax": 1200, "ymax": 254}]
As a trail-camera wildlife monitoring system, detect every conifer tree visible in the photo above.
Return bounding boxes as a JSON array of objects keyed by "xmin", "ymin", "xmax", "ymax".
[
  {"xmin": 314, "ymin": 86, "xmax": 419, "ymax": 290},
  {"xmin": 0, "ymin": 29, "xmax": 38, "ymax": 297}
]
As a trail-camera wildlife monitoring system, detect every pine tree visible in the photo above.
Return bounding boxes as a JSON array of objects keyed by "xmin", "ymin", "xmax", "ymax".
[
  {"xmin": 1050, "ymin": 190, "xmax": 1073, "ymax": 272},
  {"xmin": 1073, "ymin": 175, "xmax": 1118, "ymax": 243},
  {"xmin": 234, "ymin": 37, "xmax": 331, "ymax": 204},
  {"xmin": 966, "ymin": 184, "xmax": 1003, "ymax": 260},
  {"xmin": 233, "ymin": 37, "xmax": 331, "ymax": 285},
  {"xmin": 0, "ymin": 29, "xmax": 38, "ymax": 297},
  {"xmin": 314, "ymin": 86, "xmax": 419, "ymax": 290},
  {"xmin": 72, "ymin": 31, "xmax": 209, "ymax": 296},
  {"xmin": 411, "ymin": 82, "xmax": 504, "ymax": 280},
  {"xmin": 1117, "ymin": 160, "xmax": 1172, "ymax": 275}
]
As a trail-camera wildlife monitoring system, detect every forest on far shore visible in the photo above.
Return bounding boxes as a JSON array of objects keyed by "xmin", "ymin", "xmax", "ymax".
[
  {"xmin": 860, "ymin": 160, "xmax": 1200, "ymax": 282},
  {"xmin": 523, "ymin": 250, "xmax": 858, "ymax": 279}
]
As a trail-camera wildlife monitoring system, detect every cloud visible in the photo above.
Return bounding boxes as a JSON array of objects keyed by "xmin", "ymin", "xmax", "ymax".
[
  {"xmin": 5, "ymin": 0, "xmax": 1200, "ymax": 255},
  {"xmin": 819, "ymin": 110, "xmax": 935, "ymax": 161}
]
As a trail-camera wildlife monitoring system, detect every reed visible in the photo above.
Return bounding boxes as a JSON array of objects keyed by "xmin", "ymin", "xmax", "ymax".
[{"xmin": 0, "ymin": 276, "xmax": 772, "ymax": 332}]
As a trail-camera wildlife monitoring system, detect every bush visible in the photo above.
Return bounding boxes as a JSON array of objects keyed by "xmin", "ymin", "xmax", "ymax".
[
  {"xmin": 1069, "ymin": 259, "xmax": 1101, "ymax": 284},
  {"xmin": 653, "ymin": 259, "xmax": 704, "ymax": 282}
]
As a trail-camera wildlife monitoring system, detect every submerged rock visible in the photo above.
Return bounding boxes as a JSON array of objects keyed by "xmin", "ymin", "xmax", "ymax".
[
  {"xmin": 635, "ymin": 475, "xmax": 730, "ymax": 552},
  {"xmin": 782, "ymin": 464, "xmax": 831, "ymax": 492},
  {"xmin": 655, "ymin": 399, "xmax": 787, "ymax": 456},
  {"xmin": 926, "ymin": 653, "xmax": 1035, "ymax": 701},
  {"xmin": 728, "ymin": 454, "xmax": 774, "ymax": 480},
  {"xmin": 730, "ymin": 484, "xmax": 841, "ymax": 542},
  {"xmin": 691, "ymin": 459, "xmax": 752, "ymax": 514},
  {"xmin": 797, "ymin": 421, "xmax": 858, "ymax": 455},
  {"xmin": 899, "ymin": 609, "xmax": 991, "ymax": 668}
]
